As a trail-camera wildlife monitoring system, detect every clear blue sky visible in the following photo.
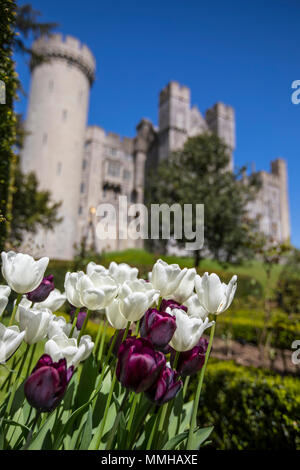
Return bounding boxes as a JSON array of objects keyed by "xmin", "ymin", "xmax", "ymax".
[{"xmin": 15, "ymin": 0, "xmax": 300, "ymax": 247}]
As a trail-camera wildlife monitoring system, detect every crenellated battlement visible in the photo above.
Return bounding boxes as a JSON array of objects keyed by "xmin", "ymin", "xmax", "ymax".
[
  {"xmin": 159, "ymin": 81, "xmax": 190, "ymax": 105},
  {"xmin": 31, "ymin": 34, "xmax": 96, "ymax": 84}
]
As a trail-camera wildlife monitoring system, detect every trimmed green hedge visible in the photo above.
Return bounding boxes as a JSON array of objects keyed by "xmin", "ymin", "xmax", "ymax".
[
  {"xmin": 216, "ymin": 309, "xmax": 300, "ymax": 350},
  {"xmin": 193, "ymin": 360, "xmax": 300, "ymax": 449}
]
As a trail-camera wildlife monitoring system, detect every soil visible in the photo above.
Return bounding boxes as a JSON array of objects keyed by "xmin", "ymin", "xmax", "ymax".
[{"xmin": 209, "ymin": 335, "xmax": 300, "ymax": 376}]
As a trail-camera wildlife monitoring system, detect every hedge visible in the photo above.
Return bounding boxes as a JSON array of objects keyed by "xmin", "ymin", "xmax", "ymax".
[
  {"xmin": 216, "ymin": 310, "xmax": 300, "ymax": 350},
  {"xmin": 192, "ymin": 360, "xmax": 300, "ymax": 449}
]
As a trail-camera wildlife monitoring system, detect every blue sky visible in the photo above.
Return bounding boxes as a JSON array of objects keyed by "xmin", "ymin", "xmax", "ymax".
[{"xmin": 15, "ymin": 0, "xmax": 300, "ymax": 247}]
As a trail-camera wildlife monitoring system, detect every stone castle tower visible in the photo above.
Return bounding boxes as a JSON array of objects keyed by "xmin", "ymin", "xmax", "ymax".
[
  {"xmin": 21, "ymin": 34, "xmax": 95, "ymax": 259},
  {"xmin": 21, "ymin": 34, "xmax": 290, "ymax": 260}
]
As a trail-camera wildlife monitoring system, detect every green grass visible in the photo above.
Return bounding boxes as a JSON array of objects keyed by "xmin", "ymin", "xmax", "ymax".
[{"xmin": 100, "ymin": 248, "xmax": 283, "ymax": 291}]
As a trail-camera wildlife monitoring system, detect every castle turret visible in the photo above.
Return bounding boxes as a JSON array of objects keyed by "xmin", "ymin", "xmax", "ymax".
[
  {"xmin": 158, "ymin": 81, "xmax": 190, "ymax": 160},
  {"xmin": 271, "ymin": 158, "xmax": 290, "ymax": 242},
  {"xmin": 21, "ymin": 34, "xmax": 96, "ymax": 259},
  {"xmin": 205, "ymin": 102, "xmax": 235, "ymax": 169}
]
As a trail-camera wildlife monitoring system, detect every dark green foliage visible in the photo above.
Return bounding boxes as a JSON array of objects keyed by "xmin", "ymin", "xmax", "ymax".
[
  {"xmin": 276, "ymin": 248, "xmax": 300, "ymax": 315},
  {"xmin": 216, "ymin": 309, "xmax": 300, "ymax": 350},
  {"xmin": 146, "ymin": 133, "xmax": 261, "ymax": 266},
  {"xmin": 0, "ymin": 1, "xmax": 18, "ymax": 252},
  {"xmin": 194, "ymin": 360, "xmax": 300, "ymax": 449},
  {"xmin": 9, "ymin": 161, "xmax": 62, "ymax": 246}
]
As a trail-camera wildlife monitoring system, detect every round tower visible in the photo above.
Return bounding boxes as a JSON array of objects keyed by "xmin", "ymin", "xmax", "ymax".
[{"xmin": 21, "ymin": 34, "xmax": 96, "ymax": 259}]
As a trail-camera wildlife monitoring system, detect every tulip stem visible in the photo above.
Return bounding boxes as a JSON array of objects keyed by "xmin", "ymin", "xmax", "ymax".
[
  {"xmin": 186, "ymin": 321, "xmax": 216, "ymax": 450},
  {"xmin": 129, "ymin": 402, "xmax": 154, "ymax": 449},
  {"xmin": 172, "ymin": 351, "xmax": 180, "ymax": 370},
  {"xmin": 5, "ymin": 343, "xmax": 30, "ymax": 427},
  {"xmin": 26, "ymin": 343, "xmax": 37, "ymax": 377},
  {"xmin": 105, "ymin": 389, "xmax": 130, "ymax": 450},
  {"xmin": 69, "ymin": 307, "xmax": 80, "ymax": 338},
  {"xmin": 94, "ymin": 367, "xmax": 118, "ymax": 450},
  {"xmin": 77, "ymin": 309, "xmax": 91, "ymax": 344},
  {"xmin": 97, "ymin": 318, "xmax": 108, "ymax": 362},
  {"xmin": 23, "ymin": 409, "xmax": 41, "ymax": 450},
  {"xmin": 8, "ymin": 293, "xmax": 22, "ymax": 326},
  {"xmin": 126, "ymin": 393, "xmax": 139, "ymax": 436},
  {"xmin": 154, "ymin": 404, "xmax": 167, "ymax": 449},
  {"xmin": 183, "ymin": 375, "xmax": 190, "ymax": 398},
  {"xmin": 134, "ymin": 320, "xmax": 140, "ymax": 336}
]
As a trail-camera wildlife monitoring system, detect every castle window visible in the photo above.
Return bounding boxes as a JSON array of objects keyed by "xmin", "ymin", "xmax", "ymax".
[
  {"xmin": 78, "ymin": 206, "xmax": 82, "ymax": 215},
  {"xmin": 82, "ymin": 159, "xmax": 87, "ymax": 170},
  {"xmin": 107, "ymin": 161, "xmax": 121, "ymax": 177},
  {"xmin": 57, "ymin": 162, "xmax": 62, "ymax": 175},
  {"xmin": 108, "ymin": 147, "xmax": 117, "ymax": 157},
  {"xmin": 123, "ymin": 170, "xmax": 131, "ymax": 181},
  {"xmin": 62, "ymin": 109, "xmax": 68, "ymax": 121},
  {"xmin": 49, "ymin": 80, "xmax": 54, "ymax": 91},
  {"xmin": 80, "ymin": 182, "xmax": 85, "ymax": 193},
  {"xmin": 42, "ymin": 133, "xmax": 47, "ymax": 145}
]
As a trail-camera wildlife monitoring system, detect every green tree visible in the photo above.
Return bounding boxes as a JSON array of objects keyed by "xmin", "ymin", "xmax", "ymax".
[
  {"xmin": 0, "ymin": 1, "xmax": 19, "ymax": 252},
  {"xmin": 0, "ymin": 1, "xmax": 59, "ymax": 252},
  {"xmin": 146, "ymin": 133, "xmax": 260, "ymax": 266}
]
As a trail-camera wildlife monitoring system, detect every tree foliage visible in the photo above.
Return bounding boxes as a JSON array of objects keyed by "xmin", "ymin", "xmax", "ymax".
[
  {"xmin": 0, "ymin": 1, "xmax": 60, "ymax": 251},
  {"xmin": 0, "ymin": 1, "xmax": 19, "ymax": 252},
  {"xmin": 146, "ymin": 133, "xmax": 261, "ymax": 266}
]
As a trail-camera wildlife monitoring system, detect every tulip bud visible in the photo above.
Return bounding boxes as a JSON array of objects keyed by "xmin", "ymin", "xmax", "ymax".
[
  {"xmin": 24, "ymin": 354, "xmax": 74, "ymax": 412},
  {"xmin": 145, "ymin": 366, "xmax": 182, "ymax": 405},
  {"xmin": 116, "ymin": 337, "xmax": 166, "ymax": 393},
  {"xmin": 159, "ymin": 299, "xmax": 187, "ymax": 313},
  {"xmin": 140, "ymin": 308, "xmax": 176, "ymax": 350},
  {"xmin": 70, "ymin": 307, "xmax": 87, "ymax": 330},
  {"xmin": 109, "ymin": 328, "xmax": 132, "ymax": 357},
  {"xmin": 26, "ymin": 275, "xmax": 55, "ymax": 303},
  {"xmin": 170, "ymin": 337, "xmax": 208, "ymax": 377}
]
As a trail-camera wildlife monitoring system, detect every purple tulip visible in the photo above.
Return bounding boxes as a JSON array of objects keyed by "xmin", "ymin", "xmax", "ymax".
[
  {"xmin": 171, "ymin": 337, "xmax": 208, "ymax": 377},
  {"xmin": 116, "ymin": 337, "xmax": 166, "ymax": 393},
  {"xmin": 159, "ymin": 299, "xmax": 188, "ymax": 313},
  {"xmin": 145, "ymin": 366, "xmax": 182, "ymax": 405},
  {"xmin": 26, "ymin": 275, "xmax": 55, "ymax": 303},
  {"xmin": 109, "ymin": 328, "xmax": 132, "ymax": 357},
  {"xmin": 70, "ymin": 307, "xmax": 87, "ymax": 330},
  {"xmin": 24, "ymin": 354, "xmax": 74, "ymax": 412},
  {"xmin": 140, "ymin": 308, "xmax": 176, "ymax": 350}
]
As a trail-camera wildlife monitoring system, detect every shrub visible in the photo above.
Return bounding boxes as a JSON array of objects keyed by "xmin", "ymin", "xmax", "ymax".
[
  {"xmin": 193, "ymin": 360, "xmax": 300, "ymax": 449},
  {"xmin": 216, "ymin": 309, "xmax": 300, "ymax": 350}
]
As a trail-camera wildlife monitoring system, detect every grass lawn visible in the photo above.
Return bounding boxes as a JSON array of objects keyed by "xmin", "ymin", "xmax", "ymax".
[{"xmin": 100, "ymin": 248, "xmax": 283, "ymax": 291}]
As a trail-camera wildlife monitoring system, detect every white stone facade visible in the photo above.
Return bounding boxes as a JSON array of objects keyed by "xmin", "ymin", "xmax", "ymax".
[{"xmin": 21, "ymin": 34, "xmax": 290, "ymax": 260}]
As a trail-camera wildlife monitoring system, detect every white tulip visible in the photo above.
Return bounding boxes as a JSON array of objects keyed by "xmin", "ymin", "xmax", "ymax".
[
  {"xmin": 14, "ymin": 296, "xmax": 32, "ymax": 322},
  {"xmin": 86, "ymin": 261, "xmax": 108, "ymax": 277},
  {"xmin": 47, "ymin": 315, "xmax": 78, "ymax": 339},
  {"xmin": 0, "ymin": 285, "xmax": 11, "ymax": 317},
  {"xmin": 108, "ymin": 262, "xmax": 138, "ymax": 284},
  {"xmin": 106, "ymin": 299, "xmax": 128, "ymax": 329},
  {"xmin": 150, "ymin": 259, "xmax": 188, "ymax": 298},
  {"xmin": 45, "ymin": 333, "xmax": 94, "ymax": 367},
  {"xmin": 184, "ymin": 293, "xmax": 208, "ymax": 320},
  {"xmin": 195, "ymin": 272, "xmax": 237, "ymax": 315},
  {"xmin": 35, "ymin": 288, "xmax": 66, "ymax": 312},
  {"xmin": 118, "ymin": 279, "xmax": 159, "ymax": 322},
  {"xmin": 0, "ymin": 323, "xmax": 25, "ymax": 363},
  {"xmin": 77, "ymin": 272, "xmax": 118, "ymax": 310},
  {"xmin": 18, "ymin": 305, "xmax": 53, "ymax": 344},
  {"xmin": 1, "ymin": 251, "xmax": 49, "ymax": 294},
  {"xmin": 64, "ymin": 271, "xmax": 85, "ymax": 308},
  {"xmin": 167, "ymin": 307, "xmax": 214, "ymax": 352},
  {"xmin": 166, "ymin": 268, "xmax": 197, "ymax": 303}
]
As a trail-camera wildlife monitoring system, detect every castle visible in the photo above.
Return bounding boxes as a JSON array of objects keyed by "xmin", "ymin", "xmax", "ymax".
[{"xmin": 21, "ymin": 34, "xmax": 290, "ymax": 260}]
